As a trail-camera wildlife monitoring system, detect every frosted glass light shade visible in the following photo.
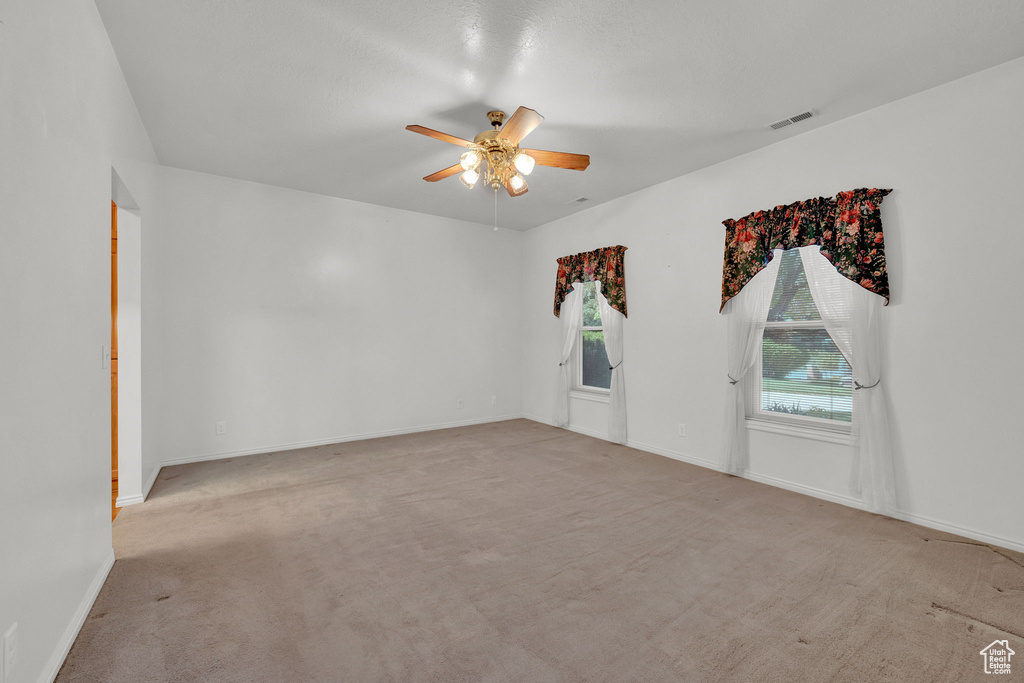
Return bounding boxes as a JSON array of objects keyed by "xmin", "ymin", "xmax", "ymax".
[
  {"xmin": 513, "ymin": 152, "xmax": 535, "ymax": 176},
  {"xmin": 460, "ymin": 151, "xmax": 481, "ymax": 170},
  {"xmin": 460, "ymin": 169, "xmax": 479, "ymax": 188},
  {"xmin": 509, "ymin": 173, "xmax": 526, "ymax": 192}
]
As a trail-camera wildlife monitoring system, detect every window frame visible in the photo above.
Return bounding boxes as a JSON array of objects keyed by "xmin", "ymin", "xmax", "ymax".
[
  {"xmin": 745, "ymin": 252, "xmax": 853, "ymax": 443},
  {"xmin": 573, "ymin": 282, "xmax": 612, "ymax": 397}
]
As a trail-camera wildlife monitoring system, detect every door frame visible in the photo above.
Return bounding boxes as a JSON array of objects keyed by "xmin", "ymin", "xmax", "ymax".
[{"xmin": 111, "ymin": 169, "xmax": 145, "ymax": 508}]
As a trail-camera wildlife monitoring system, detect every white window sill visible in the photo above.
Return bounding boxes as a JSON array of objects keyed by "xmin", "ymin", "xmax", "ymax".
[
  {"xmin": 745, "ymin": 417, "xmax": 852, "ymax": 445},
  {"xmin": 570, "ymin": 389, "xmax": 610, "ymax": 404}
]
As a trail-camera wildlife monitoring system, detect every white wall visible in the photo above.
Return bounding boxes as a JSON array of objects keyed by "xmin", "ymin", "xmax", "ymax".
[
  {"xmin": 154, "ymin": 167, "xmax": 523, "ymax": 464},
  {"xmin": 522, "ymin": 57, "xmax": 1024, "ymax": 551},
  {"xmin": 0, "ymin": 1, "xmax": 162, "ymax": 682}
]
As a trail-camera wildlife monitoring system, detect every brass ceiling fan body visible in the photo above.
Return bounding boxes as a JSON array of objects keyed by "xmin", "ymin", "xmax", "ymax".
[{"xmin": 407, "ymin": 106, "xmax": 590, "ymax": 197}]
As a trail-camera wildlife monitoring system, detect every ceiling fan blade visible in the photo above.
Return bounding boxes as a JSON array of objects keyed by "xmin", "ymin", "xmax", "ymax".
[
  {"xmin": 520, "ymin": 149, "xmax": 590, "ymax": 171},
  {"xmin": 406, "ymin": 125, "xmax": 473, "ymax": 148},
  {"xmin": 505, "ymin": 177, "xmax": 528, "ymax": 197},
  {"xmin": 423, "ymin": 164, "xmax": 463, "ymax": 182},
  {"xmin": 500, "ymin": 107, "xmax": 543, "ymax": 145}
]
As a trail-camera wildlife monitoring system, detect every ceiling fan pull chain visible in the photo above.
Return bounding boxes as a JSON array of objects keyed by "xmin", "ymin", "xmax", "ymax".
[{"xmin": 494, "ymin": 187, "xmax": 498, "ymax": 231}]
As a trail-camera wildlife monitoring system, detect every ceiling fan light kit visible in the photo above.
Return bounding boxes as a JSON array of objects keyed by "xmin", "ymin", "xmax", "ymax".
[
  {"xmin": 407, "ymin": 106, "xmax": 590, "ymax": 198},
  {"xmin": 460, "ymin": 151, "xmax": 480, "ymax": 171},
  {"xmin": 460, "ymin": 168, "xmax": 479, "ymax": 189},
  {"xmin": 513, "ymin": 151, "xmax": 535, "ymax": 176}
]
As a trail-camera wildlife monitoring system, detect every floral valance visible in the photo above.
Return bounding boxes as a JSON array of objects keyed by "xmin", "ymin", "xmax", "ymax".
[
  {"xmin": 720, "ymin": 188, "xmax": 892, "ymax": 311},
  {"xmin": 554, "ymin": 245, "xmax": 628, "ymax": 317}
]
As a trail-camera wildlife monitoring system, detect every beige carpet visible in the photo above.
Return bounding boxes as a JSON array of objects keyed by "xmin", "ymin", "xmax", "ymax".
[{"xmin": 57, "ymin": 419, "xmax": 1022, "ymax": 682}]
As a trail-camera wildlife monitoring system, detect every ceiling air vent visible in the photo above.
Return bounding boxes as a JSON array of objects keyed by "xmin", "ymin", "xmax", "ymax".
[{"xmin": 767, "ymin": 110, "xmax": 815, "ymax": 131}]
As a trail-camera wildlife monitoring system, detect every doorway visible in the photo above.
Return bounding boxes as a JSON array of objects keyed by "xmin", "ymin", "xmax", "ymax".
[
  {"xmin": 111, "ymin": 201, "xmax": 119, "ymax": 519},
  {"xmin": 111, "ymin": 168, "xmax": 145, "ymax": 515}
]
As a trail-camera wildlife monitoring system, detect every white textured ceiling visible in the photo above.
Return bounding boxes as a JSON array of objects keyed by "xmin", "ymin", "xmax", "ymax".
[{"xmin": 95, "ymin": 0, "xmax": 1024, "ymax": 230}]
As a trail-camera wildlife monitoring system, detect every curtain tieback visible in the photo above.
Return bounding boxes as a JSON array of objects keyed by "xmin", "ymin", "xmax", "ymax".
[
  {"xmin": 854, "ymin": 379, "xmax": 880, "ymax": 390},
  {"xmin": 609, "ymin": 361, "xmax": 623, "ymax": 371},
  {"xmin": 727, "ymin": 374, "xmax": 739, "ymax": 385}
]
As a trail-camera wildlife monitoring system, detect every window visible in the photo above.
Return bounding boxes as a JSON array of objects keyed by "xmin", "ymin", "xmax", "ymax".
[
  {"xmin": 577, "ymin": 281, "xmax": 611, "ymax": 391},
  {"xmin": 748, "ymin": 249, "xmax": 852, "ymax": 434}
]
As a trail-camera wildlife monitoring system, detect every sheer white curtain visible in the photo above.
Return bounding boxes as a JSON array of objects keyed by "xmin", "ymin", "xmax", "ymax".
[
  {"xmin": 554, "ymin": 284, "xmax": 584, "ymax": 428},
  {"xmin": 802, "ymin": 246, "xmax": 896, "ymax": 513},
  {"xmin": 596, "ymin": 281, "xmax": 626, "ymax": 444},
  {"xmin": 721, "ymin": 255, "xmax": 782, "ymax": 474}
]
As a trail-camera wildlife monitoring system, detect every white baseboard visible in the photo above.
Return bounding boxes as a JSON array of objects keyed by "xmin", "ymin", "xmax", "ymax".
[
  {"xmin": 887, "ymin": 510, "xmax": 1024, "ymax": 554},
  {"xmin": 161, "ymin": 414, "xmax": 526, "ymax": 467},
  {"xmin": 114, "ymin": 493, "xmax": 142, "ymax": 507},
  {"xmin": 740, "ymin": 469, "xmax": 866, "ymax": 509},
  {"xmin": 524, "ymin": 413, "xmax": 602, "ymax": 439},
  {"xmin": 521, "ymin": 415, "xmax": 1024, "ymax": 554},
  {"xmin": 142, "ymin": 464, "xmax": 160, "ymax": 499},
  {"xmin": 715, "ymin": 467, "xmax": 1023, "ymax": 553},
  {"xmin": 39, "ymin": 548, "xmax": 115, "ymax": 683},
  {"xmin": 115, "ymin": 465, "xmax": 160, "ymax": 507}
]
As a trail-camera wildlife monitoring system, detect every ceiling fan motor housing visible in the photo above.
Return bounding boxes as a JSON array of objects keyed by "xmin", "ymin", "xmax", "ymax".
[{"xmin": 487, "ymin": 110, "xmax": 506, "ymax": 129}]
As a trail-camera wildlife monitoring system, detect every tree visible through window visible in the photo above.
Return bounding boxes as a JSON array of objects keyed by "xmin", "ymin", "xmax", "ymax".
[
  {"xmin": 579, "ymin": 281, "xmax": 611, "ymax": 390},
  {"xmin": 755, "ymin": 249, "xmax": 852, "ymax": 425}
]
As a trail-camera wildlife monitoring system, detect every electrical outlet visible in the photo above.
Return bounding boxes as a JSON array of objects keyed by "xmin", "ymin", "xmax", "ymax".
[
  {"xmin": 215, "ymin": 421, "xmax": 226, "ymax": 435},
  {"xmin": 456, "ymin": 399, "xmax": 465, "ymax": 410},
  {"xmin": 678, "ymin": 423, "xmax": 687, "ymax": 437},
  {"xmin": 4, "ymin": 622, "xmax": 17, "ymax": 681},
  {"xmin": 491, "ymin": 395, "xmax": 497, "ymax": 406}
]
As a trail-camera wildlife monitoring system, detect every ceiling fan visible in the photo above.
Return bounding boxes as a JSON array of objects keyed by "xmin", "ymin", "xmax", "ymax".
[{"xmin": 406, "ymin": 106, "xmax": 590, "ymax": 197}]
